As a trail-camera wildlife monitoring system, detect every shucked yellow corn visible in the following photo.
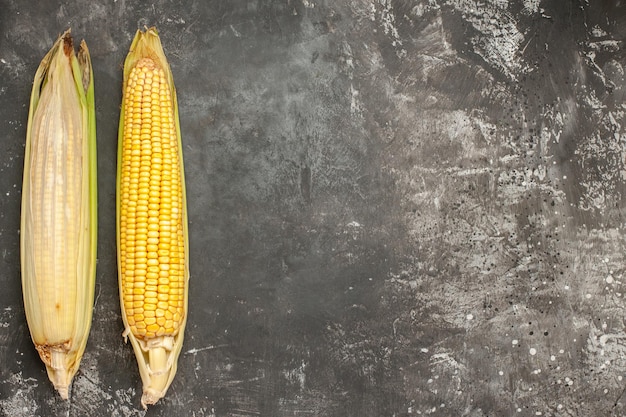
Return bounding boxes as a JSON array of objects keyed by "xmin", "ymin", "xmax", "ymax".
[
  {"xmin": 117, "ymin": 27, "xmax": 189, "ymax": 408},
  {"xmin": 20, "ymin": 30, "xmax": 97, "ymax": 399}
]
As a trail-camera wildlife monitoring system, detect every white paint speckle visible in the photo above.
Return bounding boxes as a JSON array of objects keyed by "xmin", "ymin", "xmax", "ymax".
[
  {"xmin": 550, "ymin": 355, "xmax": 556, "ymax": 361},
  {"xmin": 283, "ymin": 360, "xmax": 307, "ymax": 390},
  {"xmin": 229, "ymin": 24, "xmax": 242, "ymax": 38},
  {"xmin": 529, "ymin": 347, "xmax": 537, "ymax": 355},
  {"xmin": 450, "ymin": 1, "xmax": 527, "ymax": 80},
  {"xmin": 466, "ymin": 313, "xmax": 474, "ymax": 321},
  {"xmin": 377, "ymin": 0, "xmax": 407, "ymax": 58},
  {"xmin": 522, "ymin": 0, "xmax": 540, "ymax": 14},
  {"xmin": 0, "ymin": 373, "xmax": 39, "ymax": 416},
  {"xmin": 512, "ymin": 339, "xmax": 519, "ymax": 346}
]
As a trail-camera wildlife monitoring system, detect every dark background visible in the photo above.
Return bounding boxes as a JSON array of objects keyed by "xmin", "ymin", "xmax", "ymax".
[{"xmin": 1, "ymin": 0, "xmax": 626, "ymax": 416}]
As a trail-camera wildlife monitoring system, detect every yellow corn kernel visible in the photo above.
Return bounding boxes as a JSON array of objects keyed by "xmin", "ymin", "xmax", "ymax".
[
  {"xmin": 20, "ymin": 29, "xmax": 97, "ymax": 399},
  {"xmin": 117, "ymin": 27, "xmax": 189, "ymax": 409}
]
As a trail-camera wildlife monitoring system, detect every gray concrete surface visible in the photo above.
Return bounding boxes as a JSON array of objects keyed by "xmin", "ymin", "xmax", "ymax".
[{"xmin": 1, "ymin": 0, "xmax": 626, "ymax": 416}]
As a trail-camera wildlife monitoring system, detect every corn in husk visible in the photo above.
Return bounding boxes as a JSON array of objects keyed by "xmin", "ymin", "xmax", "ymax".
[
  {"xmin": 20, "ymin": 29, "xmax": 97, "ymax": 399},
  {"xmin": 117, "ymin": 27, "xmax": 189, "ymax": 408}
]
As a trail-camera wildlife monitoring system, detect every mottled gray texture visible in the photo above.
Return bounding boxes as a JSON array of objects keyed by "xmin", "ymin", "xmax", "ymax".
[{"xmin": 1, "ymin": 0, "xmax": 625, "ymax": 416}]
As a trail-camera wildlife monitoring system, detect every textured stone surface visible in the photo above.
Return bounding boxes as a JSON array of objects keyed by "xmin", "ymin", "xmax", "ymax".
[{"xmin": 0, "ymin": 1, "xmax": 625, "ymax": 416}]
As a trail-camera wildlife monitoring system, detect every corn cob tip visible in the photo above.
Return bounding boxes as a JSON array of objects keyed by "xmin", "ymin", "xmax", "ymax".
[
  {"xmin": 141, "ymin": 388, "xmax": 163, "ymax": 409},
  {"xmin": 38, "ymin": 346, "xmax": 74, "ymax": 399},
  {"xmin": 58, "ymin": 387, "xmax": 69, "ymax": 400},
  {"xmin": 39, "ymin": 351, "xmax": 71, "ymax": 400}
]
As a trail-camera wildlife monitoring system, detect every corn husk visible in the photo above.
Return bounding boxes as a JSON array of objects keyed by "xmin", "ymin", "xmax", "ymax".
[{"xmin": 20, "ymin": 29, "xmax": 97, "ymax": 399}]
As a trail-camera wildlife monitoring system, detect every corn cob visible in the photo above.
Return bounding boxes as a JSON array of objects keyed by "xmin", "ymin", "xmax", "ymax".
[
  {"xmin": 117, "ymin": 27, "xmax": 189, "ymax": 408},
  {"xmin": 20, "ymin": 30, "xmax": 97, "ymax": 399}
]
